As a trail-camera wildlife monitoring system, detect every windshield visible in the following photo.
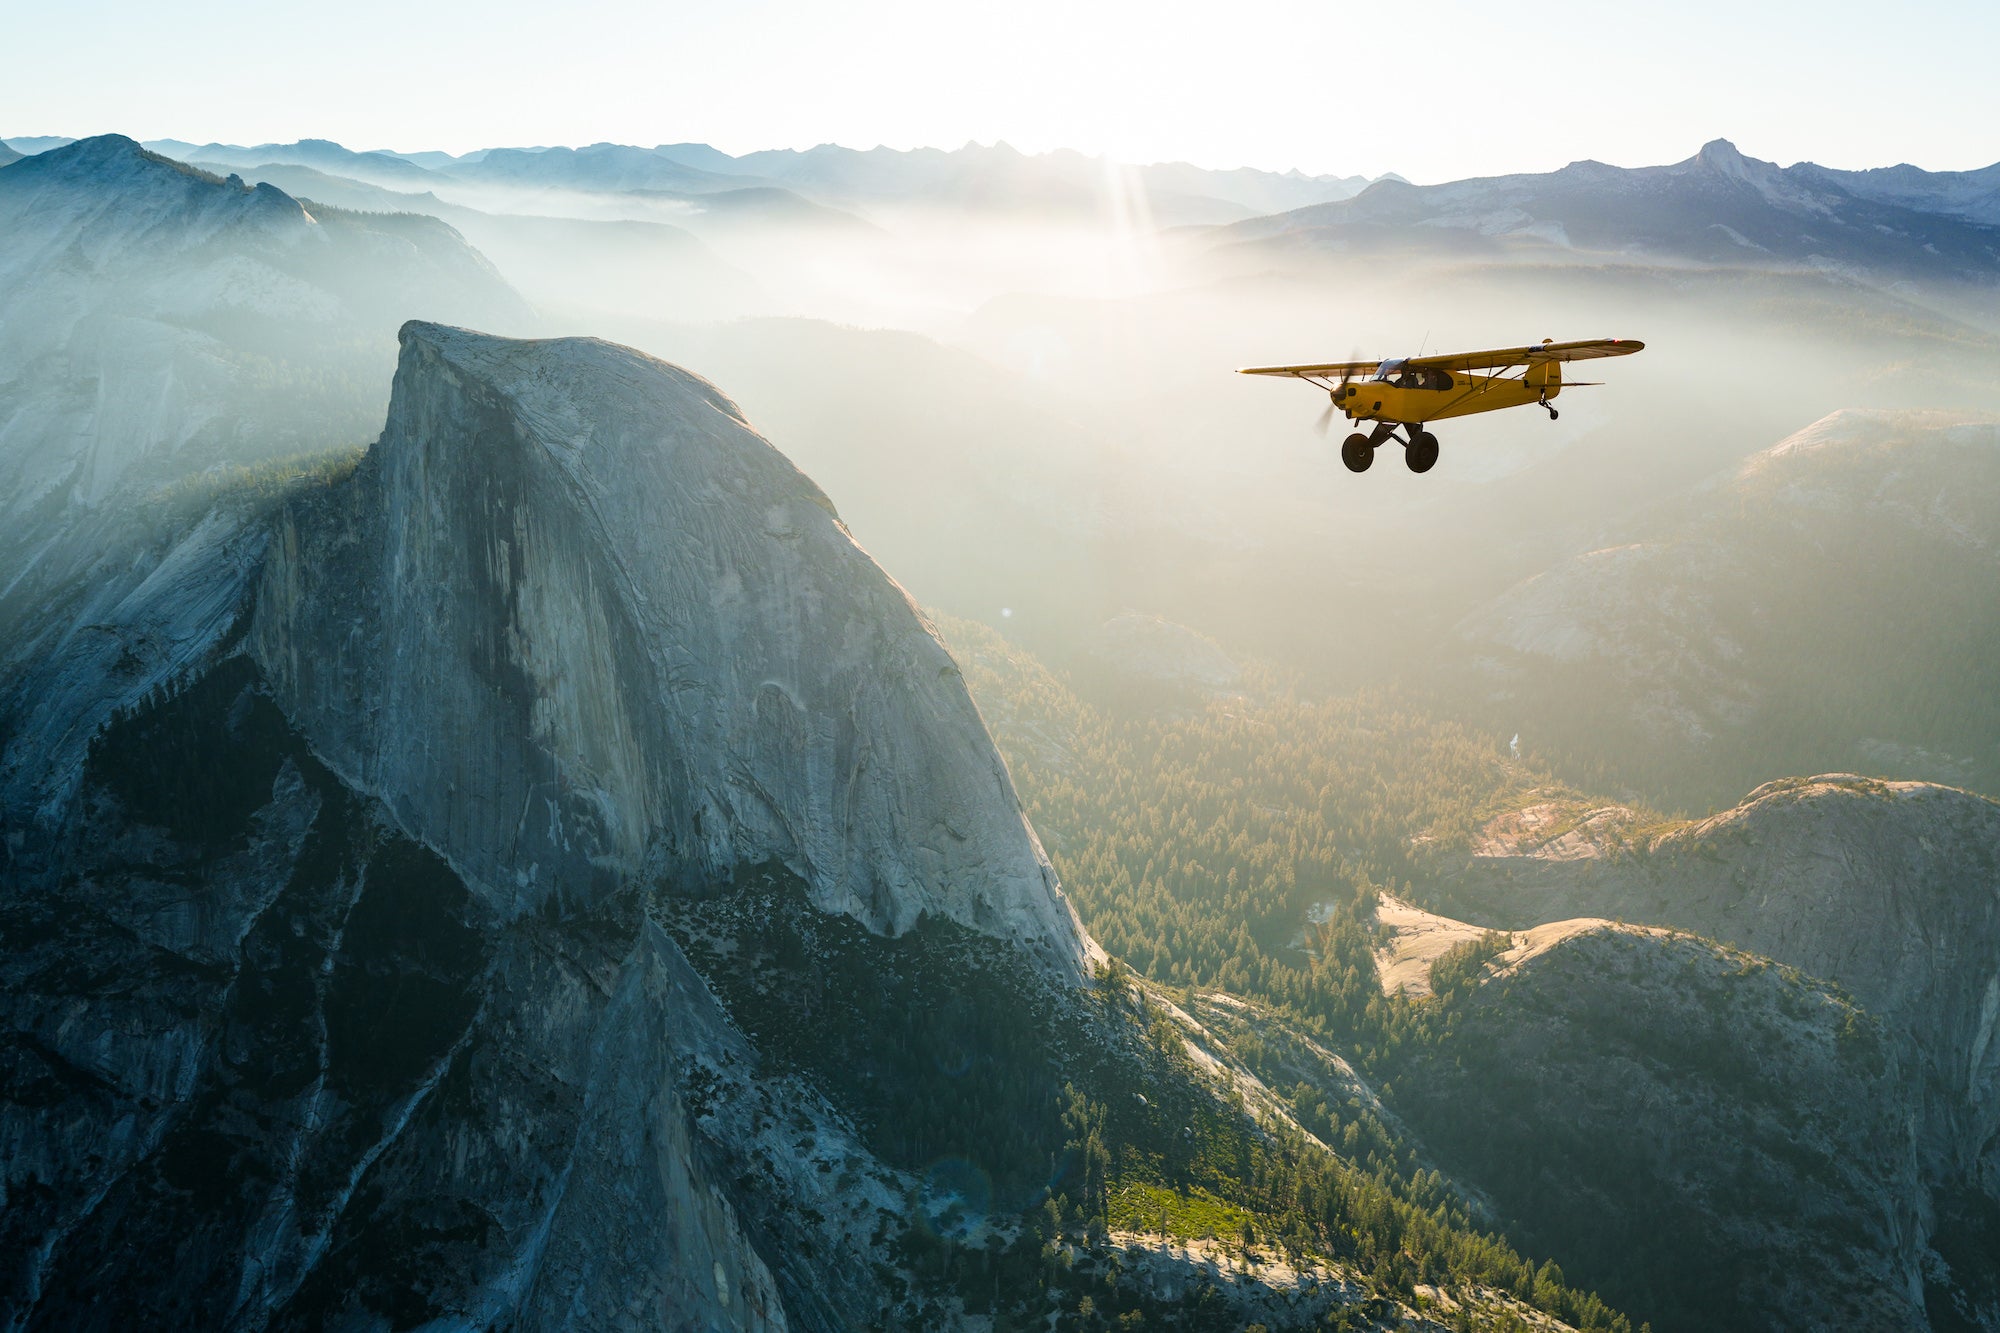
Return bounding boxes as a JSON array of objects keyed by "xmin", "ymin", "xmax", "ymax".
[{"xmin": 1372, "ymin": 359, "xmax": 1407, "ymax": 381}]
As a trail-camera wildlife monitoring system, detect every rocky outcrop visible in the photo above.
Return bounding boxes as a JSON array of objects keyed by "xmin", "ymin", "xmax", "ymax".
[
  {"xmin": 248, "ymin": 323, "xmax": 1092, "ymax": 970},
  {"xmin": 0, "ymin": 663, "xmax": 788, "ymax": 1332},
  {"xmin": 1396, "ymin": 921, "xmax": 1928, "ymax": 1332},
  {"xmin": 1430, "ymin": 774, "xmax": 2000, "ymax": 1327},
  {"xmin": 0, "ymin": 319, "xmax": 1111, "ymax": 1329},
  {"xmin": 0, "ymin": 136, "xmax": 530, "ymax": 842}
]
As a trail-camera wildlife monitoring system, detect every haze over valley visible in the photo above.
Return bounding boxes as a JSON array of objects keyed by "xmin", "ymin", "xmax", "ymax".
[{"xmin": 4, "ymin": 113, "xmax": 2000, "ymax": 1332}]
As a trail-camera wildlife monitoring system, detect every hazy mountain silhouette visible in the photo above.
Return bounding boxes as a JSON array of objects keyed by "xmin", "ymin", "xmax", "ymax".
[{"xmin": 1220, "ymin": 139, "xmax": 2000, "ymax": 285}]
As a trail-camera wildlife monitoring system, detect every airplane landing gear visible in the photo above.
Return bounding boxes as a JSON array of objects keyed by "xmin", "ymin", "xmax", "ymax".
[
  {"xmin": 1539, "ymin": 396, "xmax": 1559, "ymax": 420},
  {"xmin": 1405, "ymin": 429, "xmax": 1439, "ymax": 473},
  {"xmin": 1341, "ymin": 432, "xmax": 1374, "ymax": 472},
  {"xmin": 1346, "ymin": 422, "xmax": 1439, "ymax": 474}
]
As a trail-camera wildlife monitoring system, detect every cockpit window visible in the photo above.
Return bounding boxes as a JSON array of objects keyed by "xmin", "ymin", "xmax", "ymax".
[{"xmin": 1374, "ymin": 360, "xmax": 1451, "ymax": 390}]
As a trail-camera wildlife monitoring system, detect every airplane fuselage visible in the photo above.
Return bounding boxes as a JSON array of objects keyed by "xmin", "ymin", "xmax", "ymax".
[{"xmin": 1339, "ymin": 362, "xmax": 1560, "ymax": 426}]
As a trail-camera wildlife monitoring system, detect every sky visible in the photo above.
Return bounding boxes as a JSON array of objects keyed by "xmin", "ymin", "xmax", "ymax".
[{"xmin": 4, "ymin": 0, "xmax": 1997, "ymax": 182}]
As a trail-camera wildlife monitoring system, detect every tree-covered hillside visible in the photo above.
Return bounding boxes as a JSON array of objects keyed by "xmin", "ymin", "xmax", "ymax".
[
  {"xmin": 940, "ymin": 614, "xmax": 1561, "ymax": 1063},
  {"xmin": 941, "ymin": 614, "xmax": 1946, "ymax": 1331}
]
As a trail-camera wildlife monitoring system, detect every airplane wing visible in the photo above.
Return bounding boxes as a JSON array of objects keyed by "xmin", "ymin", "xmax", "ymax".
[
  {"xmin": 1238, "ymin": 340, "xmax": 1642, "ymax": 380},
  {"xmin": 1236, "ymin": 359, "xmax": 1381, "ymax": 379},
  {"xmin": 1406, "ymin": 338, "xmax": 1645, "ymax": 372}
]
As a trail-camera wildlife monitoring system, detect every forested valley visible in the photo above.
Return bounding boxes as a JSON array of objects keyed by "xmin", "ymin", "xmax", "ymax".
[{"xmin": 925, "ymin": 615, "xmax": 1661, "ymax": 1330}]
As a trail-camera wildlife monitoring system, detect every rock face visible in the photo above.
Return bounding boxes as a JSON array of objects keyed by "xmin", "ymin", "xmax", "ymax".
[
  {"xmin": 250, "ymin": 323, "xmax": 1091, "ymax": 967},
  {"xmin": 0, "ymin": 136, "xmax": 531, "ymax": 840},
  {"xmin": 0, "ymin": 663, "xmax": 793, "ymax": 1331},
  {"xmin": 0, "ymin": 323, "xmax": 1102, "ymax": 1331},
  {"xmin": 1397, "ymin": 921, "xmax": 1929, "ymax": 1332},
  {"xmin": 1428, "ymin": 774, "xmax": 2000, "ymax": 1329}
]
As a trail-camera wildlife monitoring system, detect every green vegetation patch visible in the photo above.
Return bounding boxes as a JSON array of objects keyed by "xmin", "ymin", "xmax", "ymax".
[{"xmin": 1106, "ymin": 1180, "xmax": 1251, "ymax": 1243}]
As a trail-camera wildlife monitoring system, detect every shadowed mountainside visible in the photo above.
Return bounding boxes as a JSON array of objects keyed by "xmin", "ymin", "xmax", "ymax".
[{"xmin": 1451, "ymin": 409, "xmax": 2000, "ymax": 806}]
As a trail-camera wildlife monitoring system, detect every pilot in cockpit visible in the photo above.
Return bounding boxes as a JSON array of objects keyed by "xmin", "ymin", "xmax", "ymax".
[{"xmin": 1378, "ymin": 360, "xmax": 1449, "ymax": 390}]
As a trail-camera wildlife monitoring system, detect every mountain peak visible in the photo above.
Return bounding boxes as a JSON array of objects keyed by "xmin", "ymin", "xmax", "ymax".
[
  {"xmin": 1692, "ymin": 137, "xmax": 1771, "ymax": 182},
  {"xmin": 6, "ymin": 134, "xmax": 318, "ymax": 230},
  {"xmin": 37, "ymin": 132, "xmax": 150, "ymax": 171}
]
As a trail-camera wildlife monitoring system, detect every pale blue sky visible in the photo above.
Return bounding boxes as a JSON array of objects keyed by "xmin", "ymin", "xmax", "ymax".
[{"xmin": 3, "ymin": 0, "xmax": 1995, "ymax": 182}]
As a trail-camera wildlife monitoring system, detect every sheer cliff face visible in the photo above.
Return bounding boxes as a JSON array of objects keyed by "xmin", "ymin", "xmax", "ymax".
[
  {"xmin": 3, "ymin": 323, "xmax": 1097, "ymax": 1331},
  {"xmin": 0, "ymin": 137, "xmax": 530, "ymax": 838},
  {"xmin": 251, "ymin": 322, "xmax": 1092, "ymax": 972},
  {"xmin": 0, "ymin": 667, "xmax": 794, "ymax": 1332}
]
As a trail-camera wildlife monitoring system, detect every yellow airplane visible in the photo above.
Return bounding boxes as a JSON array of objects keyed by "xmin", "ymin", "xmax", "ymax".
[{"xmin": 1239, "ymin": 337, "xmax": 1645, "ymax": 473}]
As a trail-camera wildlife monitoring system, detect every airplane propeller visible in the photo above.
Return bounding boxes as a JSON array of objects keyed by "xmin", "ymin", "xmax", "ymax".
[{"xmin": 1313, "ymin": 348, "xmax": 1366, "ymax": 438}]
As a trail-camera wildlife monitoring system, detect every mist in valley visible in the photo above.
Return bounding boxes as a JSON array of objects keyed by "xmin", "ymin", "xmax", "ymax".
[
  {"xmin": 373, "ymin": 147, "xmax": 2000, "ymax": 817},
  {"xmin": 12, "ymin": 130, "xmax": 2000, "ymax": 825}
]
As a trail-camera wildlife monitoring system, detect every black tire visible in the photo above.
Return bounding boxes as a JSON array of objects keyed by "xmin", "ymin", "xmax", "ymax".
[
  {"xmin": 1406, "ymin": 430, "xmax": 1439, "ymax": 473},
  {"xmin": 1341, "ymin": 433, "xmax": 1374, "ymax": 473}
]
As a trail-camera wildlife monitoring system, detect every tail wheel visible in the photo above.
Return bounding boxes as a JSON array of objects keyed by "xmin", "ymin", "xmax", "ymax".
[
  {"xmin": 1341, "ymin": 433, "xmax": 1374, "ymax": 473},
  {"xmin": 1406, "ymin": 430, "xmax": 1440, "ymax": 473}
]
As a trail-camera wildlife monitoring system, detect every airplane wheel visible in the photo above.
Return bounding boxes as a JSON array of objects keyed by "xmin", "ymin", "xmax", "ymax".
[
  {"xmin": 1406, "ymin": 431, "xmax": 1440, "ymax": 473},
  {"xmin": 1341, "ymin": 433, "xmax": 1374, "ymax": 473}
]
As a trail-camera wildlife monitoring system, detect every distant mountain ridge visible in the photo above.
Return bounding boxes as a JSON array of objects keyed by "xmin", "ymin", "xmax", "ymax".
[
  {"xmin": 1220, "ymin": 138, "xmax": 2000, "ymax": 284},
  {"xmin": 77, "ymin": 135, "xmax": 1386, "ymax": 225},
  {"xmin": 147, "ymin": 136, "xmax": 442, "ymax": 189},
  {"xmin": 0, "ymin": 134, "xmax": 526, "ymax": 528},
  {"xmin": 1798, "ymin": 157, "xmax": 2000, "ymax": 226},
  {"xmin": 652, "ymin": 138, "xmax": 1380, "ymax": 219},
  {"xmin": 15, "ymin": 134, "xmax": 1996, "ymax": 252}
]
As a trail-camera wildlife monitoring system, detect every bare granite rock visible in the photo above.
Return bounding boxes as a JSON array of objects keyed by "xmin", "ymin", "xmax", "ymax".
[
  {"xmin": 249, "ymin": 322, "xmax": 1094, "ymax": 975},
  {"xmin": 1, "ymin": 321, "xmax": 1106, "ymax": 1332},
  {"xmin": 1431, "ymin": 774, "xmax": 2000, "ymax": 1326},
  {"xmin": 1398, "ymin": 921, "xmax": 1930, "ymax": 1332}
]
